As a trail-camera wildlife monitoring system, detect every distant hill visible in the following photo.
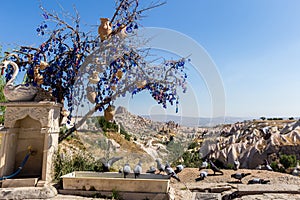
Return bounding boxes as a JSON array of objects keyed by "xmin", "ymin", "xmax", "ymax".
[{"xmin": 141, "ymin": 114, "xmax": 250, "ymax": 127}]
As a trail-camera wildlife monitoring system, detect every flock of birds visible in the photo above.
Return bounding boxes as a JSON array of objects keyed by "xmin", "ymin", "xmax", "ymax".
[
  {"xmin": 100, "ymin": 156, "xmax": 275, "ymax": 185},
  {"xmin": 197, "ymin": 158, "xmax": 271, "ymax": 184},
  {"xmin": 100, "ymin": 157, "xmax": 184, "ymax": 181}
]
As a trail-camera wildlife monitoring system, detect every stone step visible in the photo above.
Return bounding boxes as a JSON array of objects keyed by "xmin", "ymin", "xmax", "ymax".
[
  {"xmin": 0, "ymin": 185, "xmax": 57, "ymax": 199},
  {"xmin": 2, "ymin": 178, "xmax": 39, "ymax": 188},
  {"xmin": 237, "ymin": 184, "xmax": 300, "ymax": 195}
]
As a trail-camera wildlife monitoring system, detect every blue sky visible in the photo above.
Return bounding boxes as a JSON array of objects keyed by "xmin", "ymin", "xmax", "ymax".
[{"xmin": 1, "ymin": 0, "xmax": 300, "ymax": 119}]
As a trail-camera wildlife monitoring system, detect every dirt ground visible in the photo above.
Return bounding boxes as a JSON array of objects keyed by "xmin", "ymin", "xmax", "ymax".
[
  {"xmin": 171, "ymin": 168, "xmax": 300, "ymax": 185},
  {"xmin": 169, "ymin": 168, "xmax": 300, "ymax": 199}
]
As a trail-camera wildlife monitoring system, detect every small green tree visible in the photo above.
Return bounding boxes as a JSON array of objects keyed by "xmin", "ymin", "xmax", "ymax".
[
  {"xmin": 0, "ymin": 44, "xmax": 7, "ymax": 124},
  {"xmin": 280, "ymin": 154, "xmax": 297, "ymax": 169}
]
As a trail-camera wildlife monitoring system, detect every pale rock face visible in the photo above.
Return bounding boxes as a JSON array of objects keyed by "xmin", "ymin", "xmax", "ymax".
[
  {"xmin": 227, "ymin": 144, "xmax": 238, "ymax": 165},
  {"xmin": 115, "ymin": 106, "xmax": 128, "ymax": 115},
  {"xmin": 201, "ymin": 119, "xmax": 300, "ymax": 169}
]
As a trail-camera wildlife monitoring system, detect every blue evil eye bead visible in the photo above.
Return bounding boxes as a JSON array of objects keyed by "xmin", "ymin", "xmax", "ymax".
[
  {"xmin": 126, "ymin": 27, "xmax": 132, "ymax": 33},
  {"xmin": 36, "ymin": 28, "xmax": 40, "ymax": 32},
  {"xmin": 42, "ymin": 13, "xmax": 49, "ymax": 19}
]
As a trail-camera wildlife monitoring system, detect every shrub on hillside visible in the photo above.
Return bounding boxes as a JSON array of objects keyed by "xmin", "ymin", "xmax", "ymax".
[
  {"xmin": 96, "ymin": 116, "xmax": 131, "ymax": 141},
  {"xmin": 53, "ymin": 148, "xmax": 103, "ymax": 182},
  {"xmin": 280, "ymin": 154, "xmax": 297, "ymax": 169}
]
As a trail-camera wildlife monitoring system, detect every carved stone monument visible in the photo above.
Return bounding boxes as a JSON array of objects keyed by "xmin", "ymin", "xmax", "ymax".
[{"xmin": 0, "ymin": 101, "xmax": 62, "ymax": 186}]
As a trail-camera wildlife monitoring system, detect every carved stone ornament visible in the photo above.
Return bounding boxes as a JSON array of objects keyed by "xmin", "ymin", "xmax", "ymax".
[{"xmin": 3, "ymin": 102, "xmax": 61, "ymax": 129}]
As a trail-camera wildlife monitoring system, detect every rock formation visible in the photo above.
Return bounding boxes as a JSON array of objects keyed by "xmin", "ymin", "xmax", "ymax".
[{"xmin": 199, "ymin": 119, "xmax": 300, "ymax": 169}]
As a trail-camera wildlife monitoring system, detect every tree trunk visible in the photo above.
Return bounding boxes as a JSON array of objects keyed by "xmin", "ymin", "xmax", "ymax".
[{"xmin": 58, "ymin": 98, "xmax": 111, "ymax": 143}]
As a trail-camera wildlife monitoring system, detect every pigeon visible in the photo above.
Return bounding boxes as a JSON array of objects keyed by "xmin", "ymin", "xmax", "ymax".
[
  {"xmin": 196, "ymin": 170, "xmax": 208, "ymax": 181},
  {"xmin": 165, "ymin": 161, "xmax": 170, "ymax": 168},
  {"xmin": 263, "ymin": 159, "xmax": 273, "ymax": 171},
  {"xmin": 164, "ymin": 165, "xmax": 180, "ymax": 182},
  {"xmin": 174, "ymin": 164, "xmax": 184, "ymax": 174},
  {"xmin": 234, "ymin": 159, "xmax": 240, "ymax": 171},
  {"xmin": 209, "ymin": 160, "xmax": 223, "ymax": 175},
  {"xmin": 100, "ymin": 156, "xmax": 123, "ymax": 172},
  {"xmin": 155, "ymin": 159, "xmax": 165, "ymax": 174},
  {"xmin": 199, "ymin": 160, "xmax": 208, "ymax": 170},
  {"xmin": 123, "ymin": 163, "xmax": 131, "ymax": 178},
  {"xmin": 146, "ymin": 166, "xmax": 157, "ymax": 174},
  {"xmin": 134, "ymin": 161, "xmax": 142, "ymax": 178},
  {"xmin": 248, "ymin": 178, "xmax": 270, "ymax": 184},
  {"xmin": 292, "ymin": 162, "xmax": 300, "ymax": 176},
  {"xmin": 231, "ymin": 173, "xmax": 251, "ymax": 182}
]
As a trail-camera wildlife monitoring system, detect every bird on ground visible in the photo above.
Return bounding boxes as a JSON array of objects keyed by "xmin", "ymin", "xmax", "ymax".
[
  {"xmin": 292, "ymin": 162, "xmax": 300, "ymax": 176},
  {"xmin": 199, "ymin": 160, "xmax": 208, "ymax": 171},
  {"xmin": 248, "ymin": 178, "xmax": 270, "ymax": 184},
  {"xmin": 123, "ymin": 163, "xmax": 131, "ymax": 178},
  {"xmin": 196, "ymin": 170, "xmax": 208, "ymax": 182},
  {"xmin": 134, "ymin": 161, "xmax": 142, "ymax": 178},
  {"xmin": 165, "ymin": 161, "xmax": 170, "ymax": 168},
  {"xmin": 209, "ymin": 160, "xmax": 224, "ymax": 175},
  {"xmin": 146, "ymin": 166, "xmax": 157, "ymax": 174},
  {"xmin": 174, "ymin": 164, "xmax": 185, "ymax": 174},
  {"xmin": 100, "ymin": 156, "xmax": 123, "ymax": 172},
  {"xmin": 165, "ymin": 165, "xmax": 180, "ymax": 182},
  {"xmin": 234, "ymin": 159, "xmax": 240, "ymax": 171},
  {"xmin": 155, "ymin": 159, "xmax": 165, "ymax": 174},
  {"xmin": 231, "ymin": 173, "xmax": 251, "ymax": 182},
  {"xmin": 199, "ymin": 160, "xmax": 208, "ymax": 170},
  {"xmin": 263, "ymin": 159, "xmax": 273, "ymax": 171}
]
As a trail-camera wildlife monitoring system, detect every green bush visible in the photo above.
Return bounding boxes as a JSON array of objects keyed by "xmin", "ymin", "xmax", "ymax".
[
  {"xmin": 53, "ymin": 148, "xmax": 103, "ymax": 182},
  {"xmin": 270, "ymin": 161, "xmax": 285, "ymax": 173},
  {"xmin": 0, "ymin": 76, "xmax": 7, "ymax": 124},
  {"xmin": 96, "ymin": 116, "xmax": 131, "ymax": 141},
  {"xmin": 188, "ymin": 142, "xmax": 198, "ymax": 150},
  {"xmin": 226, "ymin": 163, "xmax": 234, "ymax": 170},
  {"xmin": 280, "ymin": 154, "xmax": 297, "ymax": 169},
  {"xmin": 173, "ymin": 151, "xmax": 202, "ymax": 168}
]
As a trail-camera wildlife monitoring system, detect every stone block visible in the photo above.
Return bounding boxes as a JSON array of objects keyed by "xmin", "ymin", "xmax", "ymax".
[
  {"xmin": 193, "ymin": 192, "xmax": 221, "ymax": 200},
  {"xmin": 2, "ymin": 178, "xmax": 38, "ymax": 188}
]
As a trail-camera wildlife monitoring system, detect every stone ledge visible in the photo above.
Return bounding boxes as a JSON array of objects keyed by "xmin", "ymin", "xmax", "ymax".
[
  {"xmin": 188, "ymin": 183, "xmax": 233, "ymax": 193},
  {"xmin": 0, "ymin": 101, "xmax": 62, "ymax": 107},
  {"xmin": 237, "ymin": 184, "xmax": 300, "ymax": 195},
  {"xmin": 2, "ymin": 178, "xmax": 39, "ymax": 188},
  {"xmin": 0, "ymin": 185, "xmax": 57, "ymax": 200},
  {"xmin": 192, "ymin": 192, "xmax": 221, "ymax": 200},
  {"xmin": 58, "ymin": 189, "xmax": 169, "ymax": 200}
]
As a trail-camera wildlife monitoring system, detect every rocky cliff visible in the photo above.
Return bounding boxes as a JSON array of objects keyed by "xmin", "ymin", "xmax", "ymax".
[{"xmin": 199, "ymin": 119, "xmax": 300, "ymax": 169}]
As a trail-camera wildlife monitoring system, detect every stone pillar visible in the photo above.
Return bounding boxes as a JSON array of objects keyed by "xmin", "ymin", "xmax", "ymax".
[{"xmin": 0, "ymin": 101, "xmax": 62, "ymax": 184}]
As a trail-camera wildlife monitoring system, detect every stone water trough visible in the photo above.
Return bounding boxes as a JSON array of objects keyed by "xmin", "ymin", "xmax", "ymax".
[{"xmin": 61, "ymin": 171, "xmax": 170, "ymax": 199}]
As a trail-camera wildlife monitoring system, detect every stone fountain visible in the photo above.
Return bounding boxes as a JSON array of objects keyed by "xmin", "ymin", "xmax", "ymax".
[{"xmin": 0, "ymin": 101, "xmax": 62, "ymax": 187}]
